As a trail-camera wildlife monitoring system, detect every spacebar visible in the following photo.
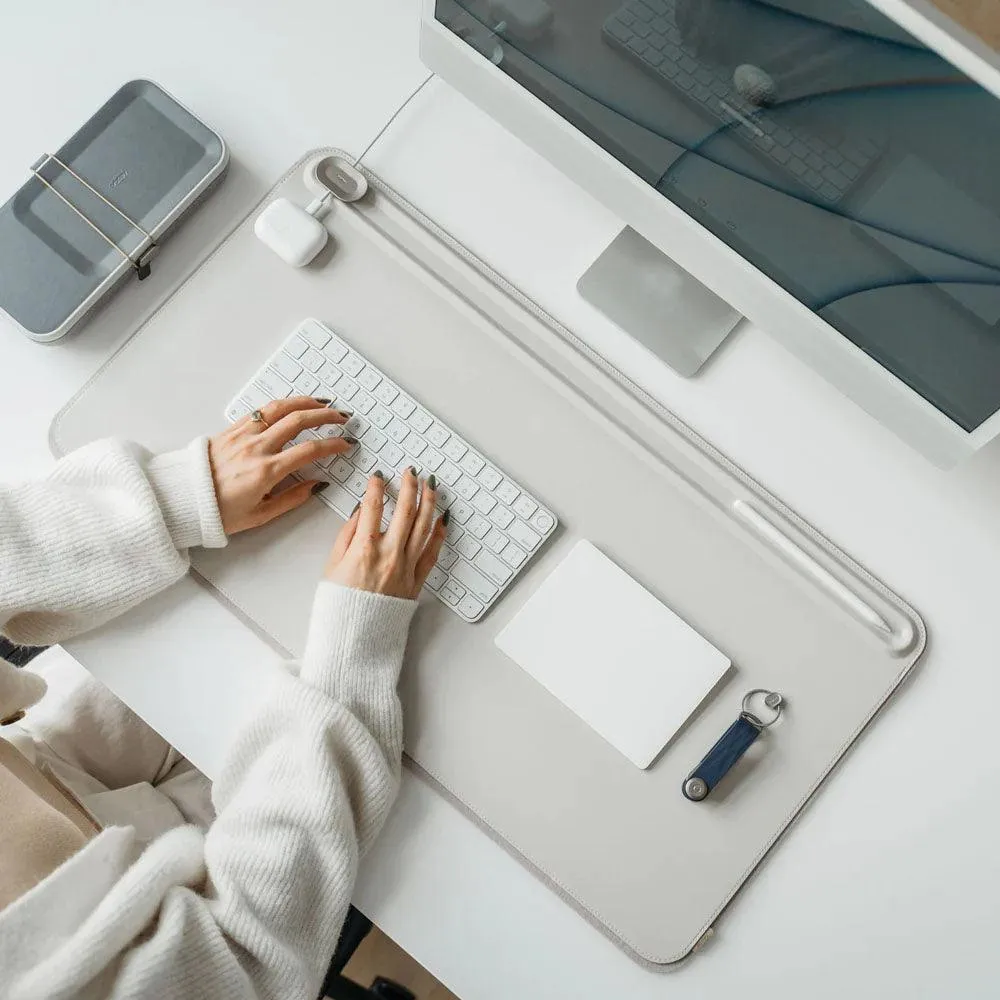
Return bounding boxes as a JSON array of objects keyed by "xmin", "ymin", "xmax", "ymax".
[{"xmin": 451, "ymin": 561, "xmax": 498, "ymax": 602}]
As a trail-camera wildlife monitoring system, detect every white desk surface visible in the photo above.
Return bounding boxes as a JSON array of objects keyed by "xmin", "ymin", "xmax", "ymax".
[{"xmin": 3, "ymin": 2, "xmax": 999, "ymax": 997}]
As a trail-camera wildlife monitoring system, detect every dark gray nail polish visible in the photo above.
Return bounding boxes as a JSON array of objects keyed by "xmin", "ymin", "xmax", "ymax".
[
  {"xmin": 408, "ymin": 465, "xmax": 418, "ymax": 476},
  {"xmin": 314, "ymin": 397, "xmax": 332, "ymax": 405},
  {"xmin": 313, "ymin": 481, "xmax": 330, "ymax": 494},
  {"xmin": 427, "ymin": 474, "xmax": 437, "ymax": 490},
  {"xmin": 374, "ymin": 470, "xmax": 384, "ymax": 480},
  {"xmin": 442, "ymin": 509, "xmax": 451, "ymax": 526},
  {"xmin": 342, "ymin": 436, "xmax": 359, "ymax": 445},
  {"xmin": 339, "ymin": 410, "xmax": 353, "ymax": 418}
]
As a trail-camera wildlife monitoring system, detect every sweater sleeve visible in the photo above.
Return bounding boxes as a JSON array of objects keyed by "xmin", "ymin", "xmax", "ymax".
[
  {"xmin": 10, "ymin": 584, "xmax": 416, "ymax": 1000},
  {"xmin": 0, "ymin": 437, "xmax": 226, "ymax": 647}
]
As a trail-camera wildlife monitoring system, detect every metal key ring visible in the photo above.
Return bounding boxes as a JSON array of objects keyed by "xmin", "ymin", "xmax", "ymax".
[{"xmin": 740, "ymin": 688, "xmax": 784, "ymax": 729}]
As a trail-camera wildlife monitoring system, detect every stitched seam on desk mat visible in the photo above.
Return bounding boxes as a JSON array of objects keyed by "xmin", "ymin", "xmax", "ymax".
[{"xmin": 53, "ymin": 148, "xmax": 929, "ymax": 964}]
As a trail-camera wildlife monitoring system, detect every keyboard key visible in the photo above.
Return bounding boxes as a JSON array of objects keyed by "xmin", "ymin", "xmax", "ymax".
[
  {"xmin": 454, "ymin": 476, "xmax": 479, "ymax": 502},
  {"xmin": 484, "ymin": 527, "xmax": 508, "ymax": 555},
  {"xmin": 403, "ymin": 432, "xmax": 427, "ymax": 458},
  {"xmin": 330, "ymin": 458, "xmax": 353, "ymax": 484},
  {"xmin": 501, "ymin": 543, "xmax": 527, "ymax": 568},
  {"xmin": 357, "ymin": 367, "xmax": 381, "ymax": 392},
  {"xmin": 409, "ymin": 409, "xmax": 433, "ymax": 434},
  {"xmin": 289, "ymin": 430, "xmax": 318, "ymax": 447},
  {"xmin": 344, "ymin": 415, "xmax": 368, "ymax": 437},
  {"xmin": 273, "ymin": 353, "xmax": 303, "ymax": 382},
  {"xmin": 319, "ymin": 362, "xmax": 342, "ymax": 388},
  {"xmin": 456, "ymin": 534, "xmax": 481, "ymax": 560},
  {"xmin": 451, "ymin": 561, "xmax": 498, "ymax": 603},
  {"xmin": 436, "ymin": 485, "xmax": 455, "ymax": 508},
  {"xmin": 302, "ymin": 323, "xmax": 331, "ymax": 349},
  {"xmin": 256, "ymin": 368, "xmax": 293, "ymax": 399},
  {"xmin": 425, "ymin": 566, "xmax": 447, "ymax": 592},
  {"xmin": 363, "ymin": 426, "xmax": 387, "ymax": 452},
  {"xmin": 345, "ymin": 471, "xmax": 369, "ymax": 497},
  {"xmin": 373, "ymin": 383, "xmax": 398, "ymax": 406},
  {"xmin": 446, "ymin": 520, "xmax": 465, "ymax": 546},
  {"xmin": 471, "ymin": 492, "xmax": 497, "ymax": 516},
  {"xmin": 495, "ymin": 480, "xmax": 520, "ymax": 506},
  {"xmin": 227, "ymin": 401, "xmax": 250, "ymax": 422},
  {"xmin": 460, "ymin": 452, "xmax": 485, "ymax": 477},
  {"xmin": 353, "ymin": 392, "xmax": 376, "ymax": 414},
  {"xmin": 439, "ymin": 462, "xmax": 462, "ymax": 486},
  {"xmin": 392, "ymin": 395, "xmax": 416, "ymax": 419},
  {"xmin": 422, "ymin": 449, "xmax": 444, "ymax": 472},
  {"xmin": 286, "ymin": 334, "xmax": 309, "ymax": 358},
  {"xmin": 442, "ymin": 437, "xmax": 467, "ymax": 463},
  {"xmin": 353, "ymin": 447, "xmax": 378, "ymax": 473},
  {"xmin": 458, "ymin": 595, "xmax": 485, "ymax": 620},
  {"xmin": 341, "ymin": 353, "xmax": 365, "ymax": 378},
  {"xmin": 449, "ymin": 499, "xmax": 474, "ymax": 524},
  {"xmin": 322, "ymin": 338, "xmax": 348, "ymax": 363},
  {"xmin": 512, "ymin": 495, "xmax": 537, "ymax": 521},
  {"xmin": 241, "ymin": 382, "xmax": 273, "ymax": 410},
  {"xmin": 426, "ymin": 423, "xmax": 450, "ymax": 449},
  {"xmin": 478, "ymin": 467, "xmax": 503, "ymax": 490},
  {"xmin": 387, "ymin": 419, "xmax": 410, "ymax": 444},
  {"xmin": 474, "ymin": 550, "xmax": 513, "ymax": 586},
  {"xmin": 381, "ymin": 443, "xmax": 404, "ymax": 467},
  {"xmin": 302, "ymin": 349, "xmax": 324, "ymax": 373},
  {"xmin": 336, "ymin": 379, "xmax": 359, "ymax": 402},
  {"xmin": 438, "ymin": 545, "xmax": 458, "ymax": 570},
  {"xmin": 316, "ymin": 422, "xmax": 347, "ymax": 439},
  {"xmin": 822, "ymin": 166, "xmax": 849, "ymax": 189},
  {"xmin": 508, "ymin": 520, "xmax": 541, "ymax": 551},
  {"xmin": 532, "ymin": 511, "xmax": 555, "ymax": 533},
  {"xmin": 441, "ymin": 580, "xmax": 466, "ymax": 606},
  {"xmin": 294, "ymin": 372, "xmax": 319, "ymax": 395},
  {"xmin": 370, "ymin": 404, "xmax": 392, "ymax": 429},
  {"xmin": 468, "ymin": 514, "xmax": 491, "ymax": 539},
  {"xmin": 488, "ymin": 505, "xmax": 515, "ymax": 530}
]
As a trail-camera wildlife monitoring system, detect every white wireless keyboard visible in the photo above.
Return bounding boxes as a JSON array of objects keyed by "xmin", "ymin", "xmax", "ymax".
[{"xmin": 225, "ymin": 318, "xmax": 558, "ymax": 622}]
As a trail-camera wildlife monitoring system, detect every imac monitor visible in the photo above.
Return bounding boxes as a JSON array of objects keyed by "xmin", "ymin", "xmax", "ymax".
[{"xmin": 420, "ymin": 0, "xmax": 1000, "ymax": 466}]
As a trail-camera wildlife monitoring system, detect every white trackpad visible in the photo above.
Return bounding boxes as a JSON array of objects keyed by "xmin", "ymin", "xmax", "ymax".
[{"xmin": 495, "ymin": 540, "xmax": 731, "ymax": 769}]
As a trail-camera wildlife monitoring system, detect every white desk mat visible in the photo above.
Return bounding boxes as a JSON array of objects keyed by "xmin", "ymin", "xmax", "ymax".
[{"xmin": 52, "ymin": 150, "xmax": 927, "ymax": 965}]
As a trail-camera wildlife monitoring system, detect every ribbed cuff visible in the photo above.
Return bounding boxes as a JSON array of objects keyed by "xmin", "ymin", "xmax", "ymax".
[
  {"xmin": 146, "ymin": 438, "xmax": 227, "ymax": 552},
  {"xmin": 301, "ymin": 582, "xmax": 416, "ymax": 701}
]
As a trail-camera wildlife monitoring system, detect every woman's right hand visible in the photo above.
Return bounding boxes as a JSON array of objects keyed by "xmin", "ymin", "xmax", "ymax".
[{"xmin": 324, "ymin": 467, "xmax": 446, "ymax": 599}]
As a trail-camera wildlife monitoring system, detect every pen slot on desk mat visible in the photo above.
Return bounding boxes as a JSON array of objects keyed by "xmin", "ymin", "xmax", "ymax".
[{"xmin": 50, "ymin": 148, "xmax": 927, "ymax": 967}]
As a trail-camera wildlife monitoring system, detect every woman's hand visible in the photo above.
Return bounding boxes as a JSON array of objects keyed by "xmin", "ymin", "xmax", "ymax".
[
  {"xmin": 209, "ymin": 397, "xmax": 357, "ymax": 534},
  {"xmin": 325, "ymin": 468, "xmax": 447, "ymax": 599}
]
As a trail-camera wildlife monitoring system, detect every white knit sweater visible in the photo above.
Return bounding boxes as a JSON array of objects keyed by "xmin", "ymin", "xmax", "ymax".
[{"xmin": 0, "ymin": 438, "xmax": 416, "ymax": 1000}]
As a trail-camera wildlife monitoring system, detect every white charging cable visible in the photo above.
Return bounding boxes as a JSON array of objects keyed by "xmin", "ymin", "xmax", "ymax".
[{"xmin": 255, "ymin": 73, "xmax": 435, "ymax": 267}]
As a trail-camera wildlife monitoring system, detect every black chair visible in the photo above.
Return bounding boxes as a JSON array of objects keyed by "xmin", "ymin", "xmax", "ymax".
[
  {"xmin": 319, "ymin": 906, "xmax": 415, "ymax": 1000},
  {"xmin": 0, "ymin": 636, "xmax": 46, "ymax": 667}
]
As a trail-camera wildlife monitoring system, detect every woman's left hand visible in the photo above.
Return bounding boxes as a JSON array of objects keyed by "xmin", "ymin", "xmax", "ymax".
[{"xmin": 209, "ymin": 397, "xmax": 356, "ymax": 534}]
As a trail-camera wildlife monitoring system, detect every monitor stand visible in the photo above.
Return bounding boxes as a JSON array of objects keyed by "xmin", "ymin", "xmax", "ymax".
[{"xmin": 577, "ymin": 227, "xmax": 743, "ymax": 377}]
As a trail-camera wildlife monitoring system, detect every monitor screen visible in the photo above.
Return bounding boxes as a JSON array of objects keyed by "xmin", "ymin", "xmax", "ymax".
[{"xmin": 435, "ymin": 0, "xmax": 1000, "ymax": 432}]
